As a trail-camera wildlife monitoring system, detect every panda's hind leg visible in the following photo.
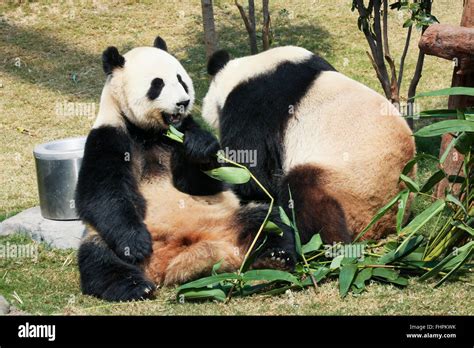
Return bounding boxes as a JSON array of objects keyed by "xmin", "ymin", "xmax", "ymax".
[
  {"xmin": 146, "ymin": 232, "xmax": 242, "ymax": 286},
  {"xmin": 78, "ymin": 233, "xmax": 156, "ymax": 301},
  {"xmin": 278, "ymin": 164, "xmax": 352, "ymax": 244},
  {"xmin": 239, "ymin": 203, "xmax": 297, "ymax": 271}
]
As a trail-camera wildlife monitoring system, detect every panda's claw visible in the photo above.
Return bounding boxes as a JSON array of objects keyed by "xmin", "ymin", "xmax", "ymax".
[
  {"xmin": 252, "ymin": 248, "xmax": 296, "ymax": 271},
  {"xmin": 101, "ymin": 275, "xmax": 156, "ymax": 302}
]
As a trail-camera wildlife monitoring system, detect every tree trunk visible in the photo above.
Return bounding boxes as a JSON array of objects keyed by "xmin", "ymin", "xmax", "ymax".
[
  {"xmin": 248, "ymin": 0, "xmax": 258, "ymax": 53},
  {"xmin": 262, "ymin": 0, "xmax": 271, "ymax": 50},
  {"xmin": 353, "ymin": 0, "xmax": 391, "ymax": 100},
  {"xmin": 406, "ymin": 0, "xmax": 433, "ymax": 129},
  {"xmin": 201, "ymin": 0, "xmax": 218, "ymax": 60},
  {"xmin": 235, "ymin": 0, "xmax": 258, "ymax": 54}
]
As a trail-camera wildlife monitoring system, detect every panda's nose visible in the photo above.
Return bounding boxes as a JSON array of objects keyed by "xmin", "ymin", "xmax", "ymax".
[{"xmin": 176, "ymin": 99, "xmax": 190, "ymax": 108}]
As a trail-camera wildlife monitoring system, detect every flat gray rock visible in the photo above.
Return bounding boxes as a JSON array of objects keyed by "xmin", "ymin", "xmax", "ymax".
[
  {"xmin": 0, "ymin": 207, "xmax": 84, "ymax": 249},
  {"xmin": 0, "ymin": 295, "xmax": 10, "ymax": 315}
]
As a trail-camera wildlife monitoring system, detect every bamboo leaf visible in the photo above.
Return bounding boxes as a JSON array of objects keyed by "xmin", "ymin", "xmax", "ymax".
[
  {"xmin": 288, "ymin": 187, "xmax": 303, "ymax": 257},
  {"xmin": 379, "ymin": 235, "xmax": 424, "ymax": 264},
  {"xmin": 240, "ymin": 235, "xmax": 268, "ymax": 273},
  {"xmin": 353, "ymin": 268, "xmax": 373, "ymax": 289},
  {"xmin": 339, "ymin": 264, "xmax": 358, "ymax": 297},
  {"xmin": 420, "ymin": 170, "xmax": 446, "ymax": 193},
  {"xmin": 313, "ymin": 267, "xmax": 331, "ymax": 282},
  {"xmin": 211, "ymin": 259, "xmax": 223, "ymax": 275},
  {"xmin": 445, "ymin": 194, "xmax": 468, "ymax": 215},
  {"xmin": 447, "ymin": 175, "xmax": 466, "ymax": 183},
  {"xmin": 402, "ymin": 154, "xmax": 439, "ymax": 176},
  {"xmin": 395, "ymin": 235, "xmax": 425, "ymax": 259},
  {"xmin": 414, "ymin": 87, "xmax": 474, "ymax": 98},
  {"xmin": 400, "ymin": 174, "xmax": 419, "ymax": 192},
  {"xmin": 396, "ymin": 190, "xmax": 410, "ymax": 232},
  {"xmin": 372, "ymin": 268, "xmax": 399, "ymax": 280},
  {"xmin": 263, "ymin": 220, "xmax": 283, "ymax": 236},
  {"xmin": 330, "ymin": 255, "xmax": 345, "ymax": 270},
  {"xmin": 414, "ymin": 109, "xmax": 458, "ymax": 118},
  {"xmin": 301, "ymin": 267, "xmax": 331, "ymax": 286},
  {"xmin": 177, "ymin": 273, "xmax": 240, "ymax": 291},
  {"xmin": 260, "ymin": 285, "xmax": 293, "ymax": 296},
  {"xmin": 454, "ymin": 132, "xmax": 474, "ymax": 154},
  {"xmin": 387, "ymin": 276, "xmax": 409, "ymax": 286},
  {"xmin": 241, "ymin": 283, "xmax": 273, "ymax": 296},
  {"xmin": 278, "ymin": 206, "xmax": 292, "ymax": 227},
  {"xmin": 420, "ymin": 241, "xmax": 473, "ymax": 281},
  {"xmin": 302, "ymin": 234, "xmax": 323, "ymax": 254},
  {"xmin": 242, "ymin": 269, "xmax": 301, "ymax": 286},
  {"xmin": 399, "ymin": 200, "xmax": 445, "ymax": 238},
  {"xmin": 294, "ymin": 230, "xmax": 303, "ymax": 258},
  {"xmin": 415, "ymin": 120, "xmax": 474, "ymax": 137},
  {"xmin": 178, "ymin": 288, "xmax": 227, "ymax": 302},
  {"xmin": 204, "ymin": 167, "xmax": 251, "ymax": 184},
  {"xmin": 440, "ymin": 137, "xmax": 456, "ymax": 164},
  {"xmin": 452, "ymin": 221, "xmax": 474, "ymax": 236},
  {"xmin": 351, "ymin": 284, "xmax": 365, "ymax": 294},
  {"xmin": 403, "ymin": 18, "xmax": 413, "ymax": 28},
  {"xmin": 435, "ymin": 247, "xmax": 473, "ymax": 287},
  {"xmin": 354, "ymin": 192, "xmax": 401, "ymax": 241}
]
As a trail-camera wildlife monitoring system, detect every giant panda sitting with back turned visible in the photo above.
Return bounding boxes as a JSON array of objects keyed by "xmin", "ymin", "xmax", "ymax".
[
  {"xmin": 76, "ymin": 37, "xmax": 294, "ymax": 302},
  {"xmin": 202, "ymin": 47, "xmax": 416, "ymax": 260}
]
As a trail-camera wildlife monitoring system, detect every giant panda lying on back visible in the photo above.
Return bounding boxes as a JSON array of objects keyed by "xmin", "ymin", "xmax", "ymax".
[
  {"xmin": 76, "ymin": 37, "xmax": 293, "ymax": 302},
  {"xmin": 202, "ymin": 47, "xmax": 415, "ymax": 256}
]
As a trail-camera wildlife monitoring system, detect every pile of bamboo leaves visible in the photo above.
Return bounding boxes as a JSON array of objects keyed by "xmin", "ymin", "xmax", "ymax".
[{"xmin": 166, "ymin": 87, "xmax": 473, "ymax": 302}]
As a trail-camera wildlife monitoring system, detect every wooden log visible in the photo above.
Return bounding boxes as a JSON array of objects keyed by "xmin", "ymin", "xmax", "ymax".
[{"xmin": 419, "ymin": 23, "xmax": 474, "ymax": 75}]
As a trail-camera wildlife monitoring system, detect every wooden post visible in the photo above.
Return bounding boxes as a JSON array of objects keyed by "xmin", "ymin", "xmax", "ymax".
[{"xmin": 437, "ymin": 0, "xmax": 474, "ymax": 197}]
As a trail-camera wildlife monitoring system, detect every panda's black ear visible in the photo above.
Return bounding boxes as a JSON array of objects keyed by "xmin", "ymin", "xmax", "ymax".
[
  {"xmin": 207, "ymin": 50, "xmax": 230, "ymax": 76},
  {"xmin": 102, "ymin": 46, "xmax": 125, "ymax": 75},
  {"xmin": 153, "ymin": 36, "xmax": 168, "ymax": 51}
]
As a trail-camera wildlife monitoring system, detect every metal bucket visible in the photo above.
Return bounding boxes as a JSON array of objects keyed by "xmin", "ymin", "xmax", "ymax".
[{"xmin": 33, "ymin": 136, "xmax": 86, "ymax": 220}]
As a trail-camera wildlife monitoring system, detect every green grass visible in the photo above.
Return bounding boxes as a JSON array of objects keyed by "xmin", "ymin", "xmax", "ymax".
[
  {"xmin": 0, "ymin": 0, "xmax": 463, "ymax": 217},
  {"xmin": 0, "ymin": 0, "xmax": 471, "ymax": 315},
  {"xmin": 1, "ymin": 233, "xmax": 472, "ymax": 315}
]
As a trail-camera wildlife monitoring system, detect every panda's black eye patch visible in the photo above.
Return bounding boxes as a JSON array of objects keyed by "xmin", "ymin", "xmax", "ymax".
[
  {"xmin": 147, "ymin": 78, "xmax": 164, "ymax": 100},
  {"xmin": 177, "ymin": 74, "xmax": 188, "ymax": 93}
]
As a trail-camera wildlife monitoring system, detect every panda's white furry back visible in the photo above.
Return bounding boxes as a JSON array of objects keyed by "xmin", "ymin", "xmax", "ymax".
[{"xmin": 203, "ymin": 46, "xmax": 415, "ymax": 244}]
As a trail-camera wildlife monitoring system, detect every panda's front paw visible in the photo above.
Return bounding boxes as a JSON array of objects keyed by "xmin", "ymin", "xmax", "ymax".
[
  {"xmin": 115, "ymin": 226, "xmax": 153, "ymax": 264},
  {"xmin": 102, "ymin": 273, "xmax": 156, "ymax": 302},
  {"xmin": 184, "ymin": 129, "xmax": 220, "ymax": 164},
  {"xmin": 252, "ymin": 248, "xmax": 297, "ymax": 271}
]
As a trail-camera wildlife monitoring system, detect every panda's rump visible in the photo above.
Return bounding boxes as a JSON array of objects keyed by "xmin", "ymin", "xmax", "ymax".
[{"xmin": 283, "ymin": 71, "xmax": 415, "ymax": 240}]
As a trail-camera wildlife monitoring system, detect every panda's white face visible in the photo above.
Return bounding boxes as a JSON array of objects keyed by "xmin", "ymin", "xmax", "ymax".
[{"xmin": 109, "ymin": 46, "xmax": 194, "ymax": 129}]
